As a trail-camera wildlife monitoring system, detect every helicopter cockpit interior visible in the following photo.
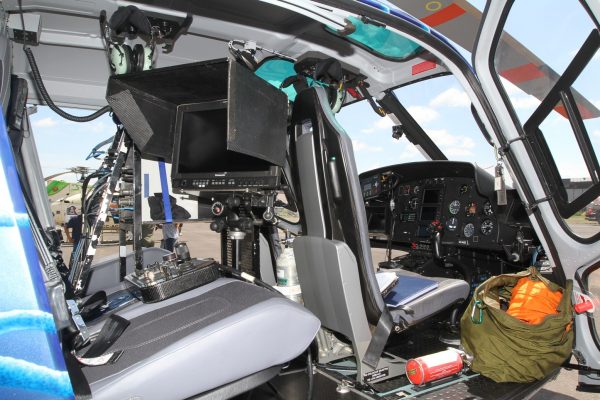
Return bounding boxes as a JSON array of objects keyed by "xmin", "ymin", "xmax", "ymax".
[{"xmin": 4, "ymin": 1, "xmax": 597, "ymax": 400}]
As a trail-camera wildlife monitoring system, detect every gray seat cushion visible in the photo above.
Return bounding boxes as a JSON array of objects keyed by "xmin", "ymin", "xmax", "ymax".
[
  {"xmin": 388, "ymin": 268, "xmax": 470, "ymax": 325},
  {"xmin": 83, "ymin": 278, "xmax": 320, "ymax": 400}
]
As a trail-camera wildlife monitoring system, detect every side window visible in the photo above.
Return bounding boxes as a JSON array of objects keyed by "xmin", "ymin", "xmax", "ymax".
[
  {"xmin": 492, "ymin": 0, "xmax": 600, "ymax": 239},
  {"xmin": 585, "ymin": 267, "xmax": 600, "ymax": 343}
]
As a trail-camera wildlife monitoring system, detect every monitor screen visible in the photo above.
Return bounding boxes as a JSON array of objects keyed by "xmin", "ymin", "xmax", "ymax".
[
  {"xmin": 171, "ymin": 101, "xmax": 281, "ymax": 190},
  {"xmin": 175, "ymin": 107, "xmax": 273, "ymax": 174},
  {"xmin": 420, "ymin": 206, "xmax": 437, "ymax": 221},
  {"xmin": 422, "ymin": 189, "xmax": 441, "ymax": 204}
]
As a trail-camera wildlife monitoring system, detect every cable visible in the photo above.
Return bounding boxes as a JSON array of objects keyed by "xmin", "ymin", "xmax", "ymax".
[
  {"xmin": 23, "ymin": 48, "xmax": 112, "ymax": 122},
  {"xmin": 314, "ymin": 362, "xmax": 357, "ymax": 371},
  {"xmin": 306, "ymin": 351, "xmax": 314, "ymax": 400},
  {"xmin": 218, "ymin": 265, "xmax": 284, "ymax": 296},
  {"xmin": 18, "ymin": 0, "xmax": 110, "ymax": 122}
]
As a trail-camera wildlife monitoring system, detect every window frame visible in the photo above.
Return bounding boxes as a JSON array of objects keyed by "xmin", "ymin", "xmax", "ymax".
[{"xmin": 521, "ymin": 29, "xmax": 600, "ymax": 219}]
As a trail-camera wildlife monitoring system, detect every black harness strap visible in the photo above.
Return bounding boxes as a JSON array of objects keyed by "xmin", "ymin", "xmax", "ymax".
[
  {"xmin": 363, "ymin": 310, "xmax": 393, "ymax": 369},
  {"xmin": 83, "ymin": 314, "xmax": 130, "ymax": 358},
  {"xmin": 79, "ymin": 290, "xmax": 107, "ymax": 320},
  {"xmin": 63, "ymin": 345, "xmax": 92, "ymax": 400}
]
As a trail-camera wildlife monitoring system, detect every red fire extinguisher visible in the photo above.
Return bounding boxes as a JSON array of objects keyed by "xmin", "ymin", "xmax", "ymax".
[{"xmin": 406, "ymin": 349, "xmax": 467, "ymax": 385}]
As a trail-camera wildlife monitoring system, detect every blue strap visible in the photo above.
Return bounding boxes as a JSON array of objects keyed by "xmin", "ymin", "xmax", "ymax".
[
  {"xmin": 143, "ymin": 173, "xmax": 149, "ymax": 198},
  {"xmin": 158, "ymin": 160, "xmax": 173, "ymax": 223}
]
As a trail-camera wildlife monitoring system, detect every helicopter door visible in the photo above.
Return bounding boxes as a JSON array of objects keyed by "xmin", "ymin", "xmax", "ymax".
[{"xmin": 472, "ymin": 0, "xmax": 600, "ymax": 391}]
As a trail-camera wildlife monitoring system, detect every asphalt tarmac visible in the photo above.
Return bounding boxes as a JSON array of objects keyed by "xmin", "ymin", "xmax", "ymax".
[{"xmin": 61, "ymin": 221, "xmax": 599, "ymax": 400}]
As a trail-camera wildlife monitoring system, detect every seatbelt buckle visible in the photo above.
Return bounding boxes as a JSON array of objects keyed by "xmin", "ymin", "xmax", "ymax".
[{"xmin": 67, "ymin": 299, "xmax": 90, "ymax": 346}]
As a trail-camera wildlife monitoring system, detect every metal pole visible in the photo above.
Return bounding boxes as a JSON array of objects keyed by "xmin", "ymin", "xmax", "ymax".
[
  {"xmin": 133, "ymin": 146, "xmax": 144, "ymax": 273},
  {"xmin": 119, "ymin": 225, "xmax": 127, "ymax": 280}
]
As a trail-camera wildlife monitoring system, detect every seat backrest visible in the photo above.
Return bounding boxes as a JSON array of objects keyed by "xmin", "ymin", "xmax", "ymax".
[{"xmin": 289, "ymin": 87, "xmax": 386, "ymax": 326}]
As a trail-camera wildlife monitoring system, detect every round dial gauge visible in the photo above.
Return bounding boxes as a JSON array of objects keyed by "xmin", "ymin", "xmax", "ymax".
[
  {"xmin": 465, "ymin": 201, "xmax": 477, "ymax": 216},
  {"xmin": 449, "ymin": 200, "xmax": 461, "ymax": 215},
  {"xmin": 459, "ymin": 184, "xmax": 470, "ymax": 195},
  {"xmin": 413, "ymin": 185, "xmax": 421, "ymax": 195},
  {"xmin": 463, "ymin": 223, "xmax": 475, "ymax": 238},
  {"xmin": 409, "ymin": 197, "xmax": 418, "ymax": 210},
  {"xmin": 446, "ymin": 217, "xmax": 458, "ymax": 231},
  {"xmin": 483, "ymin": 201, "xmax": 494, "ymax": 216},
  {"xmin": 481, "ymin": 219, "xmax": 494, "ymax": 236}
]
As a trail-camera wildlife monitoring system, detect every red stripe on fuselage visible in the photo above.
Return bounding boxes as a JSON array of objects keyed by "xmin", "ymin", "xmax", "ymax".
[
  {"xmin": 420, "ymin": 3, "xmax": 466, "ymax": 27},
  {"xmin": 499, "ymin": 63, "xmax": 545, "ymax": 84},
  {"xmin": 412, "ymin": 60, "xmax": 437, "ymax": 75}
]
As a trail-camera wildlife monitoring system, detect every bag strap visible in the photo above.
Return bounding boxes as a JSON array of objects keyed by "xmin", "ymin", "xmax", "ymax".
[
  {"xmin": 470, "ymin": 268, "xmax": 534, "ymax": 323},
  {"xmin": 527, "ymin": 266, "xmax": 555, "ymax": 288}
]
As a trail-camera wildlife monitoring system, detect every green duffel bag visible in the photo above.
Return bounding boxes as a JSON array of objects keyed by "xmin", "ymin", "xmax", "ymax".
[{"xmin": 460, "ymin": 267, "xmax": 573, "ymax": 383}]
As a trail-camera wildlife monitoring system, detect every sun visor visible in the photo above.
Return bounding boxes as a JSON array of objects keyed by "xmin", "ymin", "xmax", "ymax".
[{"xmin": 106, "ymin": 58, "xmax": 289, "ymax": 166}]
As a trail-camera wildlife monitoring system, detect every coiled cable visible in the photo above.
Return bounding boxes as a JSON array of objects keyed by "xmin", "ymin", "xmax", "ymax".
[{"xmin": 23, "ymin": 47, "xmax": 112, "ymax": 122}]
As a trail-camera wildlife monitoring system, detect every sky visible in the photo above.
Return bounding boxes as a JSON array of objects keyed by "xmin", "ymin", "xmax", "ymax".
[
  {"xmin": 30, "ymin": 108, "xmax": 114, "ymax": 181},
  {"xmin": 336, "ymin": 0, "xmax": 600, "ymax": 179},
  {"xmin": 29, "ymin": 0, "xmax": 600, "ymax": 184}
]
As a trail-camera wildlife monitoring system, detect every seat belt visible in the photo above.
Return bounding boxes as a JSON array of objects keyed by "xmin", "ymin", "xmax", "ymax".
[
  {"xmin": 82, "ymin": 314, "xmax": 130, "ymax": 359},
  {"xmin": 62, "ymin": 310, "xmax": 129, "ymax": 398},
  {"xmin": 363, "ymin": 304, "xmax": 414, "ymax": 369},
  {"xmin": 79, "ymin": 290, "xmax": 107, "ymax": 320},
  {"xmin": 362, "ymin": 309, "xmax": 393, "ymax": 369},
  {"xmin": 63, "ymin": 345, "xmax": 93, "ymax": 400}
]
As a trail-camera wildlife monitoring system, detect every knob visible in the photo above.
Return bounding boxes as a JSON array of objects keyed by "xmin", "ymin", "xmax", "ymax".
[
  {"xmin": 211, "ymin": 201, "xmax": 224, "ymax": 216},
  {"xmin": 263, "ymin": 207, "xmax": 275, "ymax": 222},
  {"xmin": 210, "ymin": 219, "xmax": 225, "ymax": 233}
]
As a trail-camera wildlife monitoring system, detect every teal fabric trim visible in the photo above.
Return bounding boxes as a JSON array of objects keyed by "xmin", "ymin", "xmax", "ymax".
[
  {"xmin": 255, "ymin": 59, "xmax": 298, "ymax": 101},
  {"xmin": 255, "ymin": 59, "xmax": 328, "ymax": 101},
  {"xmin": 327, "ymin": 16, "xmax": 422, "ymax": 61}
]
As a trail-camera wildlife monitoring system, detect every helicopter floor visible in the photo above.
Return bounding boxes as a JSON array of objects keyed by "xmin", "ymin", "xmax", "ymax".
[{"xmin": 233, "ymin": 325, "xmax": 557, "ymax": 400}]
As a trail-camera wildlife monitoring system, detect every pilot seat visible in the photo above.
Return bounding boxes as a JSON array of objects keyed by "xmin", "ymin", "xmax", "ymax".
[{"xmin": 289, "ymin": 87, "xmax": 470, "ymax": 382}]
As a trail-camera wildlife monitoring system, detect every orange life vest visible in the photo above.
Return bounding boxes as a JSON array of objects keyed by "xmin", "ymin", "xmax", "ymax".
[{"xmin": 506, "ymin": 277, "xmax": 563, "ymax": 324}]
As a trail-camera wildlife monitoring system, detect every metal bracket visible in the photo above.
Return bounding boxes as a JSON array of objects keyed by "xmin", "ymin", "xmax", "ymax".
[
  {"xmin": 563, "ymin": 363, "xmax": 600, "ymax": 375},
  {"xmin": 66, "ymin": 299, "xmax": 90, "ymax": 344},
  {"xmin": 69, "ymin": 130, "xmax": 130, "ymax": 294},
  {"xmin": 500, "ymin": 135, "xmax": 527, "ymax": 155},
  {"xmin": 523, "ymin": 195, "xmax": 553, "ymax": 212}
]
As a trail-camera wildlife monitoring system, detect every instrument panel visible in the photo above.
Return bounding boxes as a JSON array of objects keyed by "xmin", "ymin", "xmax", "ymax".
[
  {"xmin": 393, "ymin": 177, "xmax": 498, "ymax": 248},
  {"xmin": 361, "ymin": 162, "xmax": 530, "ymax": 252}
]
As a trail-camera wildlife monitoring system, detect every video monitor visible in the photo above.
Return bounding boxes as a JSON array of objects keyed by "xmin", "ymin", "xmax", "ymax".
[{"xmin": 171, "ymin": 101, "xmax": 280, "ymax": 190}]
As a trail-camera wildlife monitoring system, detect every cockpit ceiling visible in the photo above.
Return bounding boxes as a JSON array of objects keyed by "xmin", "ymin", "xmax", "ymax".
[
  {"xmin": 5, "ymin": 0, "xmax": 447, "ymax": 109},
  {"xmin": 133, "ymin": 0, "xmax": 317, "ymax": 35}
]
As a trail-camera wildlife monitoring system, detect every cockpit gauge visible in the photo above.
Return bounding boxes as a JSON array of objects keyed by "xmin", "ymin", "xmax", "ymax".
[
  {"xmin": 446, "ymin": 217, "xmax": 458, "ymax": 231},
  {"xmin": 463, "ymin": 223, "xmax": 475, "ymax": 238},
  {"xmin": 483, "ymin": 201, "xmax": 494, "ymax": 216},
  {"xmin": 413, "ymin": 185, "xmax": 421, "ymax": 195},
  {"xmin": 481, "ymin": 219, "xmax": 494, "ymax": 236},
  {"xmin": 409, "ymin": 197, "xmax": 418, "ymax": 210},
  {"xmin": 465, "ymin": 201, "xmax": 477, "ymax": 216},
  {"xmin": 459, "ymin": 184, "xmax": 470, "ymax": 195},
  {"xmin": 449, "ymin": 200, "xmax": 460, "ymax": 215}
]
